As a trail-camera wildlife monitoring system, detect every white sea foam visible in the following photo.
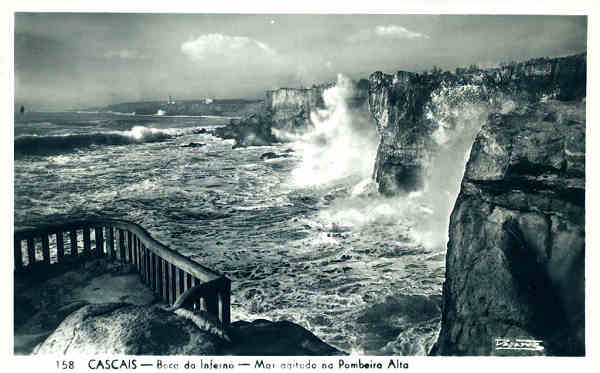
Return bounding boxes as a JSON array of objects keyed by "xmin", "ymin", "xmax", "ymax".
[{"xmin": 285, "ymin": 74, "xmax": 378, "ymax": 187}]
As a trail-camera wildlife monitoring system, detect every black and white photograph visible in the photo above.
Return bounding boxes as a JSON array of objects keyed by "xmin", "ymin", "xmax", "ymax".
[{"xmin": 8, "ymin": 2, "xmax": 593, "ymax": 366}]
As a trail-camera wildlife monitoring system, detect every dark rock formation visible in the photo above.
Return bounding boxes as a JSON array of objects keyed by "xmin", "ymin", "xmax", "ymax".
[
  {"xmin": 226, "ymin": 319, "xmax": 343, "ymax": 355},
  {"xmin": 433, "ymin": 100, "xmax": 585, "ymax": 356},
  {"xmin": 180, "ymin": 142, "xmax": 205, "ymax": 148},
  {"xmin": 212, "ymin": 112, "xmax": 279, "ymax": 148},
  {"xmin": 368, "ymin": 53, "xmax": 586, "ymax": 196},
  {"xmin": 260, "ymin": 152, "xmax": 290, "ymax": 160}
]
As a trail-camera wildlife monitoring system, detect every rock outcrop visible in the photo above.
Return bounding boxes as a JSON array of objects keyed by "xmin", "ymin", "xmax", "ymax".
[
  {"xmin": 34, "ymin": 303, "xmax": 342, "ymax": 355},
  {"xmin": 368, "ymin": 53, "xmax": 586, "ymax": 196},
  {"xmin": 212, "ymin": 111, "xmax": 279, "ymax": 148},
  {"xmin": 433, "ymin": 100, "xmax": 585, "ymax": 356},
  {"xmin": 34, "ymin": 303, "xmax": 225, "ymax": 354},
  {"xmin": 265, "ymin": 84, "xmax": 333, "ymax": 133},
  {"xmin": 212, "ymin": 79, "xmax": 370, "ymax": 147},
  {"xmin": 227, "ymin": 319, "xmax": 343, "ymax": 355},
  {"xmin": 367, "ymin": 53, "xmax": 586, "ymax": 355}
]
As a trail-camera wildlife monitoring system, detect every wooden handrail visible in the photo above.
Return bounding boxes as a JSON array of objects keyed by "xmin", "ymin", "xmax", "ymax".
[{"xmin": 14, "ymin": 218, "xmax": 231, "ymax": 327}]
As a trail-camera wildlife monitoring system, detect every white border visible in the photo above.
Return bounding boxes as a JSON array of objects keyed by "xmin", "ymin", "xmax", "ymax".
[{"xmin": 2, "ymin": 1, "xmax": 598, "ymax": 372}]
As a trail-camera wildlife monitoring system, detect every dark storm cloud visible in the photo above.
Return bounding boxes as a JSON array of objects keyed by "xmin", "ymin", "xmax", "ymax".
[{"xmin": 14, "ymin": 13, "xmax": 587, "ymax": 111}]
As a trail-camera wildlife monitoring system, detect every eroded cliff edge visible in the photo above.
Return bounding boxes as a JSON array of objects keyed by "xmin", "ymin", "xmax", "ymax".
[
  {"xmin": 434, "ymin": 101, "xmax": 585, "ymax": 356},
  {"xmin": 367, "ymin": 53, "xmax": 586, "ymax": 355},
  {"xmin": 214, "ymin": 79, "xmax": 369, "ymax": 147},
  {"xmin": 368, "ymin": 54, "xmax": 586, "ymax": 196}
]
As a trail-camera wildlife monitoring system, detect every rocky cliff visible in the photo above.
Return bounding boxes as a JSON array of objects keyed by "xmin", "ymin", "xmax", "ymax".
[
  {"xmin": 434, "ymin": 100, "xmax": 585, "ymax": 356},
  {"xmin": 368, "ymin": 54, "xmax": 586, "ymax": 195},
  {"xmin": 213, "ymin": 79, "xmax": 370, "ymax": 147},
  {"xmin": 265, "ymin": 84, "xmax": 333, "ymax": 133},
  {"xmin": 368, "ymin": 53, "xmax": 586, "ymax": 355}
]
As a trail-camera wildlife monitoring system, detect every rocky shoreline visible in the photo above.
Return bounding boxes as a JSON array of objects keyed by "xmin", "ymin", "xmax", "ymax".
[{"xmin": 16, "ymin": 258, "xmax": 343, "ymax": 355}]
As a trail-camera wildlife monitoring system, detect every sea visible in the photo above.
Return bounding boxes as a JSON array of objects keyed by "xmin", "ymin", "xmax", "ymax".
[{"xmin": 13, "ymin": 95, "xmax": 450, "ymax": 355}]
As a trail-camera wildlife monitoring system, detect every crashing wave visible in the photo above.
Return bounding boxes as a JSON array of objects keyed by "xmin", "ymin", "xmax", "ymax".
[{"xmin": 14, "ymin": 126, "xmax": 175, "ymax": 156}]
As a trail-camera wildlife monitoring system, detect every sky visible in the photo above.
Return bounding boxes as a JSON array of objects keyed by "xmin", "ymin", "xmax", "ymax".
[{"xmin": 14, "ymin": 13, "xmax": 587, "ymax": 111}]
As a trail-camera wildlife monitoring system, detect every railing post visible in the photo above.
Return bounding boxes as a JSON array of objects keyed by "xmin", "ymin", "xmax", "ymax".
[
  {"xmin": 56, "ymin": 232, "xmax": 64, "ymax": 263},
  {"xmin": 14, "ymin": 239, "xmax": 23, "ymax": 271},
  {"xmin": 41, "ymin": 235, "xmax": 50, "ymax": 265},
  {"xmin": 176, "ymin": 268, "xmax": 184, "ymax": 300},
  {"xmin": 118, "ymin": 230, "xmax": 126, "ymax": 262},
  {"xmin": 69, "ymin": 230, "xmax": 78, "ymax": 257},
  {"xmin": 26, "ymin": 238, "xmax": 35, "ymax": 267},
  {"xmin": 83, "ymin": 227, "xmax": 91, "ymax": 256},
  {"xmin": 137, "ymin": 238, "xmax": 142, "ymax": 274},
  {"xmin": 194, "ymin": 277, "xmax": 203, "ymax": 312},
  {"xmin": 108, "ymin": 226, "xmax": 115, "ymax": 258},
  {"xmin": 143, "ymin": 246, "xmax": 149, "ymax": 284},
  {"xmin": 162, "ymin": 259, "xmax": 168, "ymax": 302},
  {"xmin": 95, "ymin": 227, "xmax": 104, "ymax": 257},
  {"xmin": 169, "ymin": 263, "xmax": 176, "ymax": 305},
  {"xmin": 147, "ymin": 248, "xmax": 152, "ymax": 286},
  {"xmin": 156, "ymin": 256, "xmax": 162, "ymax": 296},
  {"xmin": 127, "ymin": 232, "xmax": 133, "ymax": 263},
  {"xmin": 151, "ymin": 253, "xmax": 157, "ymax": 291},
  {"xmin": 133, "ymin": 236, "xmax": 139, "ymax": 267},
  {"xmin": 218, "ymin": 279, "xmax": 231, "ymax": 326},
  {"xmin": 139, "ymin": 244, "xmax": 144, "ymax": 282}
]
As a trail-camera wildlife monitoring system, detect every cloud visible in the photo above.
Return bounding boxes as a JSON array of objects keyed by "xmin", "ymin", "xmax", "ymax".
[
  {"xmin": 349, "ymin": 25, "xmax": 430, "ymax": 42},
  {"xmin": 375, "ymin": 25, "xmax": 430, "ymax": 39},
  {"xmin": 104, "ymin": 49, "xmax": 149, "ymax": 59},
  {"xmin": 181, "ymin": 33, "xmax": 277, "ymax": 61}
]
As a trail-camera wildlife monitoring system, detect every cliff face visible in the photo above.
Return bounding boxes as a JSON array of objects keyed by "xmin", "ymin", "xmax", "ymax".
[
  {"xmin": 368, "ymin": 54, "xmax": 586, "ymax": 195},
  {"xmin": 368, "ymin": 53, "xmax": 586, "ymax": 356},
  {"xmin": 215, "ymin": 79, "xmax": 370, "ymax": 147},
  {"xmin": 435, "ymin": 100, "xmax": 585, "ymax": 356},
  {"xmin": 266, "ymin": 84, "xmax": 333, "ymax": 132}
]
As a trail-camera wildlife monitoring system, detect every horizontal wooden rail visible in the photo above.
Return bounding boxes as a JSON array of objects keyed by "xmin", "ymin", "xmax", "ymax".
[{"xmin": 14, "ymin": 218, "xmax": 231, "ymax": 327}]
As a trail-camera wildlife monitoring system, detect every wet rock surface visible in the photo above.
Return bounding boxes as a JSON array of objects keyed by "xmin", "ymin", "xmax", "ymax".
[
  {"xmin": 226, "ymin": 319, "xmax": 343, "ymax": 355},
  {"xmin": 34, "ymin": 303, "xmax": 225, "ymax": 355},
  {"xmin": 433, "ymin": 100, "xmax": 585, "ymax": 356},
  {"xmin": 33, "ymin": 302, "xmax": 342, "ymax": 355}
]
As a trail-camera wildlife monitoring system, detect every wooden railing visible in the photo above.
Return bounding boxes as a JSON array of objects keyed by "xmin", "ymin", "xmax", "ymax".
[{"xmin": 13, "ymin": 218, "xmax": 231, "ymax": 327}]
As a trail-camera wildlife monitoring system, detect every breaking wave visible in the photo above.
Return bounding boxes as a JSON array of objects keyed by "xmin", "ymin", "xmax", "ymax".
[{"xmin": 15, "ymin": 126, "xmax": 176, "ymax": 156}]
